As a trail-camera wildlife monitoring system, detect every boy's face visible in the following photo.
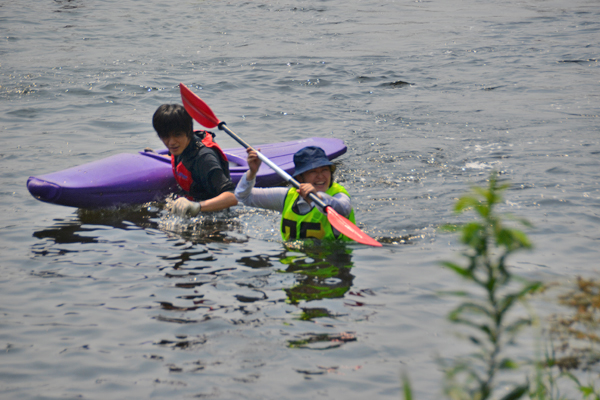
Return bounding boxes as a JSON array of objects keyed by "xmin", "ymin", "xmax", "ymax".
[{"xmin": 161, "ymin": 131, "xmax": 191, "ymax": 156}]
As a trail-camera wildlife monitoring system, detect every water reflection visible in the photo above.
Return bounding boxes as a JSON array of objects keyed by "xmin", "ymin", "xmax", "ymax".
[
  {"xmin": 31, "ymin": 204, "xmax": 245, "ymax": 251},
  {"xmin": 158, "ymin": 210, "xmax": 247, "ymax": 245},
  {"xmin": 288, "ymin": 331, "xmax": 357, "ymax": 350},
  {"xmin": 32, "ymin": 205, "xmax": 161, "ymax": 249},
  {"xmin": 31, "ymin": 207, "xmax": 361, "ymax": 347},
  {"xmin": 272, "ymin": 242, "xmax": 367, "ymax": 352},
  {"xmin": 54, "ymin": 0, "xmax": 83, "ymax": 12},
  {"xmin": 153, "ymin": 241, "xmax": 359, "ymax": 325},
  {"xmin": 278, "ymin": 242, "xmax": 354, "ymax": 308},
  {"xmin": 32, "ymin": 218, "xmax": 98, "ymax": 247},
  {"xmin": 236, "ymin": 241, "xmax": 357, "ymax": 322}
]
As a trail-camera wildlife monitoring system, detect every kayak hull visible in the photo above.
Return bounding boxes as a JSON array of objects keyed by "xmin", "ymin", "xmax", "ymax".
[{"xmin": 27, "ymin": 137, "xmax": 347, "ymax": 208}]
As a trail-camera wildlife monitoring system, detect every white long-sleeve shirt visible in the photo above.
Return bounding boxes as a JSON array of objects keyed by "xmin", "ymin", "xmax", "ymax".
[{"xmin": 234, "ymin": 172, "xmax": 353, "ymax": 218}]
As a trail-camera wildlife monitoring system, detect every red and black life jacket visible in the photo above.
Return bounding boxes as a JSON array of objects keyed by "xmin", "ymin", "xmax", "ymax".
[{"xmin": 171, "ymin": 131, "xmax": 228, "ymax": 193}]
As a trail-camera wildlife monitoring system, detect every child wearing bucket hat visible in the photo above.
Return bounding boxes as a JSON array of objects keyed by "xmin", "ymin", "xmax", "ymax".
[{"xmin": 235, "ymin": 146, "xmax": 355, "ymax": 242}]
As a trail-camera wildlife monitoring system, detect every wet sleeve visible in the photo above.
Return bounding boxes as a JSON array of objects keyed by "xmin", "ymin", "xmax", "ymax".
[
  {"xmin": 235, "ymin": 172, "xmax": 288, "ymax": 212},
  {"xmin": 314, "ymin": 192, "xmax": 352, "ymax": 218}
]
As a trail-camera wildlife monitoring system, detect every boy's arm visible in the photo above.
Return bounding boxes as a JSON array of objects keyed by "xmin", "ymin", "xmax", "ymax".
[
  {"xmin": 171, "ymin": 149, "xmax": 238, "ymax": 216},
  {"xmin": 171, "ymin": 191, "xmax": 236, "ymax": 216},
  {"xmin": 197, "ymin": 191, "xmax": 237, "ymax": 212}
]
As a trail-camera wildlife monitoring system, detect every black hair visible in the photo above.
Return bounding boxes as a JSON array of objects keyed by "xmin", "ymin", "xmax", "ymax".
[{"xmin": 152, "ymin": 104, "xmax": 193, "ymax": 139}]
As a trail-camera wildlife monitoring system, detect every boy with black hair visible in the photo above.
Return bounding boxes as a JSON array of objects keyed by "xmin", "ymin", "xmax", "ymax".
[{"xmin": 153, "ymin": 104, "xmax": 237, "ymax": 216}]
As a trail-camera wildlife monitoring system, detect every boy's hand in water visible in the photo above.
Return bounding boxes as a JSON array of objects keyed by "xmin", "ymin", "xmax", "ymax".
[{"xmin": 171, "ymin": 197, "xmax": 201, "ymax": 217}]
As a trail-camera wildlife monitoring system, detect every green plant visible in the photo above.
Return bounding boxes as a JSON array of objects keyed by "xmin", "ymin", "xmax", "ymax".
[
  {"xmin": 401, "ymin": 173, "xmax": 599, "ymax": 400},
  {"xmin": 439, "ymin": 172, "xmax": 542, "ymax": 400},
  {"xmin": 532, "ymin": 277, "xmax": 600, "ymax": 400}
]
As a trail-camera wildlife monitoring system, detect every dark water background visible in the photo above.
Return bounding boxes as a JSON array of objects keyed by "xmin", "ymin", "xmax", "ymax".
[{"xmin": 1, "ymin": 0, "xmax": 599, "ymax": 399}]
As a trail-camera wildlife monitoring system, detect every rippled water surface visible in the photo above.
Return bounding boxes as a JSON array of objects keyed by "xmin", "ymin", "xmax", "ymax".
[{"xmin": 1, "ymin": 0, "xmax": 599, "ymax": 399}]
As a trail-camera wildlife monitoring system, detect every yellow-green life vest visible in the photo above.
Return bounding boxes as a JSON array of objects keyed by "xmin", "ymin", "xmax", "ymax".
[{"xmin": 280, "ymin": 182, "xmax": 356, "ymax": 242}]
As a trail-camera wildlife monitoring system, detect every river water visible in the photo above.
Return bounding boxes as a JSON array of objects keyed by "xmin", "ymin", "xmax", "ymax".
[{"xmin": 1, "ymin": 0, "xmax": 598, "ymax": 399}]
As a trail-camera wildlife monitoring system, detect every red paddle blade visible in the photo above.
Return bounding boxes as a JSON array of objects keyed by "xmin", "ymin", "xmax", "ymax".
[
  {"xmin": 326, "ymin": 207, "xmax": 381, "ymax": 247},
  {"xmin": 180, "ymin": 83, "xmax": 221, "ymax": 128}
]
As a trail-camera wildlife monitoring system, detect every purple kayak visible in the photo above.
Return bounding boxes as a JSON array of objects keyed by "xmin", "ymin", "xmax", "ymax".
[{"xmin": 27, "ymin": 137, "xmax": 347, "ymax": 209}]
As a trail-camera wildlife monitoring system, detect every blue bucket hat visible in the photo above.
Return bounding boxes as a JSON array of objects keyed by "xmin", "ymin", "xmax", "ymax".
[{"xmin": 293, "ymin": 146, "xmax": 335, "ymax": 177}]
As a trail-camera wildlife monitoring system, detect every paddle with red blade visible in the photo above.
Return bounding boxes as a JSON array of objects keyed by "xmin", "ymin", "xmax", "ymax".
[{"xmin": 180, "ymin": 83, "xmax": 381, "ymax": 247}]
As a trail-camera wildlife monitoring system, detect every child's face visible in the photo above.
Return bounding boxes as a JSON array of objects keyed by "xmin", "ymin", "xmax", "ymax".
[
  {"xmin": 298, "ymin": 166, "xmax": 331, "ymax": 192},
  {"xmin": 161, "ymin": 131, "xmax": 191, "ymax": 156}
]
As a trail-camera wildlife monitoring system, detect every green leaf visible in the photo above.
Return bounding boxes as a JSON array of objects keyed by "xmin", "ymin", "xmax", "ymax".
[
  {"xmin": 469, "ymin": 335, "xmax": 481, "ymax": 345},
  {"xmin": 441, "ymin": 262, "xmax": 474, "ymax": 279},
  {"xmin": 498, "ymin": 358, "xmax": 519, "ymax": 370},
  {"xmin": 499, "ymin": 282, "xmax": 542, "ymax": 314},
  {"xmin": 455, "ymin": 196, "xmax": 481, "ymax": 213},
  {"xmin": 498, "ymin": 294, "xmax": 520, "ymax": 315},
  {"xmin": 461, "ymin": 222, "xmax": 485, "ymax": 247},
  {"xmin": 448, "ymin": 315, "xmax": 492, "ymax": 337},
  {"xmin": 504, "ymin": 318, "xmax": 532, "ymax": 335},
  {"xmin": 437, "ymin": 290, "xmax": 472, "ymax": 298},
  {"xmin": 500, "ymin": 382, "xmax": 529, "ymax": 400},
  {"xmin": 496, "ymin": 228, "xmax": 515, "ymax": 249},
  {"xmin": 447, "ymin": 309, "xmax": 464, "ymax": 322},
  {"xmin": 453, "ymin": 302, "xmax": 493, "ymax": 318},
  {"xmin": 505, "ymin": 214, "xmax": 534, "ymax": 229},
  {"xmin": 513, "ymin": 281, "xmax": 543, "ymax": 300},
  {"xmin": 472, "ymin": 186, "xmax": 490, "ymax": 199},
  {"xmin": 439, "ymin": 223, "xmax": 463, "ymax": 233},
  {"xmin": 401, "ymin": 372, "xmax": 413, "ymax": 400},
  {"xmin": 504, "ymin": 228, "xmax": 532, "ymax": 249},
  {"xmin": 479, "ymin": 324, "xmax": 494, "ymax": 341},
  {"xmin": 563, "ymin": 371, "xmax": 581, "ymax": 386},
  {"xmin": 495, "ymin": 182, "xmax": 511, "ymax": 194},
  {"xmin": 512, "ymin": 278, "xmax": 544, "ymax": 295}
]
